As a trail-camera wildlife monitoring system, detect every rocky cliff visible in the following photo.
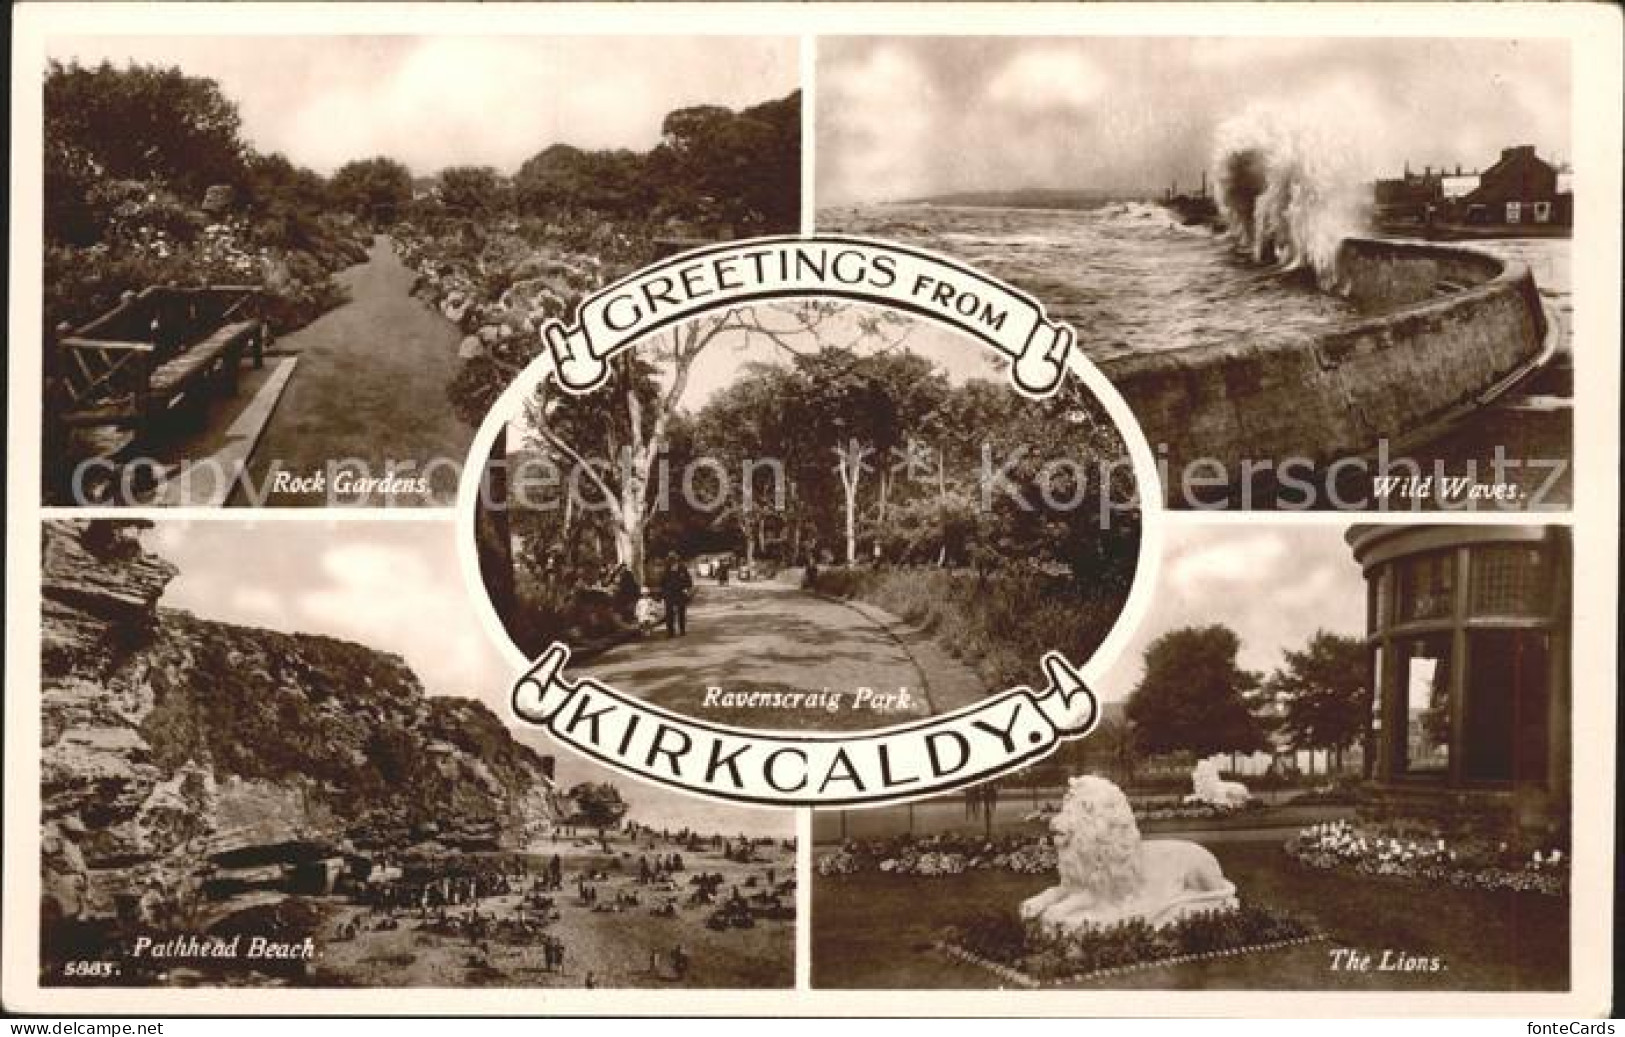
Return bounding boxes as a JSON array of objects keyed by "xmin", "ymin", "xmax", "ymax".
[{"xmin": 40, "ymin": 520, "xmax": 560, "ymax": 924}]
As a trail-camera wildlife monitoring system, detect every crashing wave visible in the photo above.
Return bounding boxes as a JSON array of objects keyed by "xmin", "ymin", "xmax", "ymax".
[{"xmin": 1211, "ymin": 102, "xmax": 1369, "ymax": 287}]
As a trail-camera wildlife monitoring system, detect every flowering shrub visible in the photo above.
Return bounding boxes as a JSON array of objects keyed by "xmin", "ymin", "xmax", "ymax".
[
  {"xmin": 817, "ymin": 833, "xmax": 1057, "ymax": 879},
  {"xmin": 1285, "ymin": 818, "xmax": 1569, "ymax": 896},
  {"xmin": 814, "ymin": 848, "xmax": 865, "ymax": 877},
  {"xmin": 1026, "ymin": 795, "xmax": 1262, "ymax": 826},
  {"xmin": 45, "ymin": 179, "xmax": 364, "ymax": 337},
  {"xmin": 948, "ymin": 903, "xmax": 1315, "ymax": 982},
  {"xmin": 1131, "ymin": 794, "xmax": 1263, "ymax": 823}
]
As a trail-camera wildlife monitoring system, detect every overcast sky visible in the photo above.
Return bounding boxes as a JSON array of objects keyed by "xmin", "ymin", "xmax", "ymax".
[
  {"xmin": 143, "ymin": 520, "xmax": 793, "ymax": 837},
  {"xmin": 1094, "ymin": 524, "xmax": 1366, "ymax": 704},
  {"xmin": 818, "ymin": 37, "xmax": 1572, "ymax": 205},
  {"xmin": 48, "ymin": 35, "xmax": 798, "ymax": 175}
]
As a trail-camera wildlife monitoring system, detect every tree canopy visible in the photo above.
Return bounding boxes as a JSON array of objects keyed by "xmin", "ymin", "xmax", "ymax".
[
  {"xmin": 1126, "ymin": 624, "xmax": 1269, "ymax": 757},
  {"xmin": 1265, "ymin": 630, "xmax": 1371, "ymax": 766},
  {"xmin": 512, "ymin": 91, "xmax": 801, "ymax": 233},
  {"xmin": 329, "ymin": 156, "xmax": 414, "ymax": 227},
  {"xmin": 565, "ymin": 782, "xmax": 630, "ymax": 831}
]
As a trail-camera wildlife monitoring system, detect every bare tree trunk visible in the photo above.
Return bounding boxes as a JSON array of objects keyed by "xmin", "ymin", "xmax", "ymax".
[
  {"xmin": 836, "ymin": 440, "xmax": 868, "ymax": 566},
  {"xmin": 561, "ymin": 482, "xmax": 575, "ymax": 546},
  {"xmin": 839, "ymin": 463, "xmax": 859, "ymax": 565},
  {"xmin": 613, "ymin": 523, "xmax": 644, "ymax": 584}
]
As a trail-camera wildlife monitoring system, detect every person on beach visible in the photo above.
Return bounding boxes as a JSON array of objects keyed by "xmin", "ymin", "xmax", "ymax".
[{"xmin": 659, "ymin": 553, "xmax": 693, "ymax": 637}]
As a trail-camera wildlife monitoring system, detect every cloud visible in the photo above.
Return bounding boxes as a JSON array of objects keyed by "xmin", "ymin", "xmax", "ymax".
[
  {"xmin": 986, "ymin": 49, "xmax": 1106, "ymax": 111},
  {"xmin": 1167, "ymin": 533, "xmax": 1289, "ymax": 591},
  {"xmin": 818, "ymin": 44, "xmax": 942, "ymax": 205},
  {"xmin": 1099, "ymin": 525, "xmax": 1364, "ymax": 702},
  {"xmin": 49, "ymin": 36, "xmax": 799, "ymax": 175},
  {"xmin": 818, "ymin": 36, "xmax": 1571, "ymax": 204}
]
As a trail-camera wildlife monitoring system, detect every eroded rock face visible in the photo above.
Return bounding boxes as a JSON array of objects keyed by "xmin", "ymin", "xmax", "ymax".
[{"xmin": 39, "ymin": 521, "xmax": 559, "ymax": 923}]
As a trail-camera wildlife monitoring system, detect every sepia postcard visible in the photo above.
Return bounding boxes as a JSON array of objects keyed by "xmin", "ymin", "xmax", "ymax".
[{"xmin": 4, "ymin": 1, "xmax": 1619, "ymax": 1020}]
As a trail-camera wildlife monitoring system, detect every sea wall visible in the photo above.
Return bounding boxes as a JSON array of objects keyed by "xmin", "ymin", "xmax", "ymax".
[{"xmin": 1101, "ymin": 237, "xmax": 1548, "ymax": 494}]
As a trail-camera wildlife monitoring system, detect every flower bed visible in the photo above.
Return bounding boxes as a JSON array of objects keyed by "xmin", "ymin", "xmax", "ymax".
[
  {"xmin": 943, "ymin": 903, "xmax": 1319, "ymax": 985},
  {"xmin": 816, "ymin": 834, "xmax": 1056, "ymax": 879},
  {"xmin": 1285, "ymin": 819, "xmax": 1569, "ymax": 896},
  {"xmin": 1128, "ymin": 795, "xmax": 1264, "ymax": 823},
  {"xmin": 45, "ymin": 181, "xmax": 367, "ymax": 338},
  {"xmin": 391, "ymin": 217, "xmax": 642, "ymax": 338}
]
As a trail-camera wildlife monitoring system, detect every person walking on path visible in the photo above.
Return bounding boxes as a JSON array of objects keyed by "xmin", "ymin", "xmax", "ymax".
[{"xmin": 660, "ymin": 553, "xmax": 693, "ymax": 637}]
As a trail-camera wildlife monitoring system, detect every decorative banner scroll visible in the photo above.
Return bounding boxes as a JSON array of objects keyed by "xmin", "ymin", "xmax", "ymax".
[
  {"xmin": 541, "ymin": 235, "xmax": 1077, "ymax": 398},
  {"xmin": 511, "ymin": 644, "xmax": 1100, "ymax": 807}
]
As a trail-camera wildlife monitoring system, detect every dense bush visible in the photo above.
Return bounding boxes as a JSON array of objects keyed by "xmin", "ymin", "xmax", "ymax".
[
  {"xmin": 808, "ymin": 566, "xmax": 1122, "ymax": 689},
  {"xmin": 44, "ymin": 62, "xmax": 372, "ymax": 338}
]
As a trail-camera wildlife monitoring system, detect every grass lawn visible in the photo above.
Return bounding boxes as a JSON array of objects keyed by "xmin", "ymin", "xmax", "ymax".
[{"xmin": 811, "ymin": 841, "xmax": 1568, "ymax": 990}]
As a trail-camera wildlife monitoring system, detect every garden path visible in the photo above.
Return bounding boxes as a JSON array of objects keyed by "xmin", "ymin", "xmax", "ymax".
[
  {"xmin": 238, "ymin": 235, "xmax": 472, "ymax": 506},
  {"xmin": 580, "ymin": 579, "xmax": 984, "ymax": 732}
]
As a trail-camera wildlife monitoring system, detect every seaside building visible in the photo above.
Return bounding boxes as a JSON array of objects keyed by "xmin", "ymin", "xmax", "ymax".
[
  {"xmin": 1455, "ymin": 146, "xmax": 1572, "ymax": 229},
  {"xmin": 1345, "ymin": 525, "xmax": 1570, "ymax": 835},
  {"xmin": 1373, "ymin": 146, "xmax": 1573, "ymax": 236}
]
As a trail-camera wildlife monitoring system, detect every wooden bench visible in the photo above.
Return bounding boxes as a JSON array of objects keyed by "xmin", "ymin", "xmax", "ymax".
[{"xmin": 50, "ymin": 284, "xmax": 267, "ymax": 435}]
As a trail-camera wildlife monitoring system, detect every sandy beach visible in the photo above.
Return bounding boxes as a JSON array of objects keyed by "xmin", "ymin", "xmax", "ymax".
[{"xmin": 308, "ymin": 828, "xmax": 795, "ymax": 989}]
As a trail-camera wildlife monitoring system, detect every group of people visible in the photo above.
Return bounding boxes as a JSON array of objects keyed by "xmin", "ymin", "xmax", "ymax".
[
  {"xmin": 636, "ymin": 853, "xmax": 686, "ymax": 884},
  {"xmin": 594, "ymin": 554, "xmax": 696, "ymax": 639}
]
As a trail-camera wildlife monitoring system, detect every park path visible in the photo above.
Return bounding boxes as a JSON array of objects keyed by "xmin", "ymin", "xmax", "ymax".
[
  {"xmin": 238, "ymin": 236, "xmax": 472, "ymax": 506},
  {"xmin": 581, "ymin": 580, "xmax": 984, "ymax": 732}
]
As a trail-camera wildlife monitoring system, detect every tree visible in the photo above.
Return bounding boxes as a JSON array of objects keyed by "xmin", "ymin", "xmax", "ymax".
[
  {"xmin": 566, "ymin": 782, "xmax": 629, "ymax": 834},
  {"xmin": 45, "ymin": 60, "xmax": 250, "ymax": 242},
  {"xmin": 329, "ymin": 156, "xmax": 413, "ymax": 227},
  {"xmin": 649, "ymin": 92, "xmax": 801, "ymax": 232},
  {"xmin": 973, "ymin": 377, "xmax": 1140, "ymax": 599},
  {"xmin": 1126, "ymin": 625, "xmax": 1269, "ymax": 759},
  {"xmin": 437, "ymin": 165, "xmax": 509, "ymax": 220},
  {"xmin": 775, "ymin": 343, "xmax": 937, "ymax": 565},
  {"xmin": 686, "ymin": 366, "xmax": 797, "ymax": 568},
  {"xmin": 514, "ymin": 144, "xmax": 649, "ymax": 218},
  {"xmin": 522, "ymin": 305, "xmax": 845, "ymax": 581},
  {"xmin": 1266, "ymin": 630, "xmax": 1373, "ymax": 777}
]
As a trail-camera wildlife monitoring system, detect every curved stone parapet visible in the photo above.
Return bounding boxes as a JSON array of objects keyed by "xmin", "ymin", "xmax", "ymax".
[{"xmin": 1101, "ymin": 237, "xmax": 1550, "ymax": 497}]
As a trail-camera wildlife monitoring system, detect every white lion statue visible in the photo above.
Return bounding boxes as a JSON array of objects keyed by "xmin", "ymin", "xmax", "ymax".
[
  {"xmin": 1184, "ymin": 759, "xmax": 1251, "ymax": 809},
  {"xmin": 1021, "ymin": 775, "xmax": 1239, "ymax": 933}
]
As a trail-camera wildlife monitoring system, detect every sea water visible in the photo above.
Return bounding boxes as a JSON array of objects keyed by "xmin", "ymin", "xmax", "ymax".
[
  {"xmin": 823, "ymin": 205, "xmax": 1572, "ymax": 364},
  {"xmin": 822, "ymin": 203, "xmax": 1361, "ymax": 362}
]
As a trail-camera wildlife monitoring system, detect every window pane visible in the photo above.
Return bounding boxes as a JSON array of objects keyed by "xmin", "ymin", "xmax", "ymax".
[
  {"xmin": 1397, "ymin": 635, "xmax": 1451, "ymax": 776},
  {"xmin": 1471, "ymin": 544, "xmax": 1551, "ymax": 617},
  {"xmin": 1399, "ymin": 551, "xmax": 1455, "ymax": 622}
]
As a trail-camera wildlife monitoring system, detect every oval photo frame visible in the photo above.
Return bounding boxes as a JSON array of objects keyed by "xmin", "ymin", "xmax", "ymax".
[{"xmin": 454, "ymin": 235, "xmax": 1166, "ymax": 808}]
